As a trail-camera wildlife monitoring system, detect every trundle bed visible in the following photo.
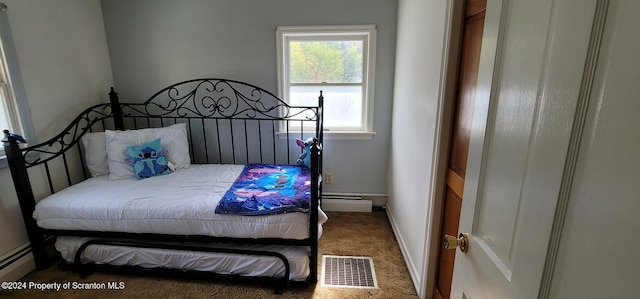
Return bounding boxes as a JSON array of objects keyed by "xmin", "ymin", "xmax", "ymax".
[{"xmin": 3, "ymin": 78, "xmax": 325, "ymax": 292}]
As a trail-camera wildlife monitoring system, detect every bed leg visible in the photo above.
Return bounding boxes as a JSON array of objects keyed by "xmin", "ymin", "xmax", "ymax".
[
  {"xmin": 78, "ymin": 263, "xmax": 95, "ymax": 279},
  {"xmin": 3, "ymin": 131, "xmax": 51, "ymax": 270}
]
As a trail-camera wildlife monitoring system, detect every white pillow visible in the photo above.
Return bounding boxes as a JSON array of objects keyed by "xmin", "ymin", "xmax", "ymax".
[
  {"xmin": 81, "ymin": 132, "xmax": 109, "ymax": 177},
  {"xmin": 105, "ymin": 123, "xmax": 191, "ymax": 180}
]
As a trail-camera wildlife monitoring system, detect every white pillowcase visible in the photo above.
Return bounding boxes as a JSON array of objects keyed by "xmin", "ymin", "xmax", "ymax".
[
  {"xmin": 81, "ymin": 132, "xmax": 109, "ymax": 177},
  {"xmin": 105, "ymin": 123, "xmax": 191, "ymax": 180}
]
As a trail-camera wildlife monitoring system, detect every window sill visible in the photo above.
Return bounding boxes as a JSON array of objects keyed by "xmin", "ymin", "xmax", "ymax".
[{"xmin": 277, "ymin": 131, "xmax": 376, "ymax": 140}]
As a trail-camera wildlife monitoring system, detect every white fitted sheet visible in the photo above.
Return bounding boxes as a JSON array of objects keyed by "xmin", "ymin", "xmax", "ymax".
[
  {"xmin": 34, "ymin": 164, "xmax": 327, "ymax": 239},
  {"xmin": 56, "ymin": 236, "xmax": 310, "ymax": 281}
]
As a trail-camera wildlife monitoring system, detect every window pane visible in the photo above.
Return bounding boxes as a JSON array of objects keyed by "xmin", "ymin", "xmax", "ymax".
[
  {"xmin": 0, "ymin": 86, "xmax": 12, "ymax": 133},
  {"xmin": 290, "ymin": 85, "xmax": 362, "ymax": 128},
  {"xmin": 289, "ymin": 40, "xmax": 363, "ymax": 84}
]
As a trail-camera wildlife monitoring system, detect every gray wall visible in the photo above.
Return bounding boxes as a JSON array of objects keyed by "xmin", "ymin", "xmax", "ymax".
[
  {"xmin": 100, "ymin": 0, "xmax": 398, "ymax": 194},
  {"xmin": 0, "ymin": 0, "xmax": 113, "ymax": 281}
]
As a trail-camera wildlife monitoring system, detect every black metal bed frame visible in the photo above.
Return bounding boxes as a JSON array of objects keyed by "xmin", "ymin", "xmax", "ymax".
[{"xmin": 3, "ymin": 78, "xmax": 324, "ymax": 293}]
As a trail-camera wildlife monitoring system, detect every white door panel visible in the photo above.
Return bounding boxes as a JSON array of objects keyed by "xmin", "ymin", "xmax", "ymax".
[
  {"xmin": 549, "ymin": 0, "xmax": 640, "ymax": 297},
  {"xmin": 450, "ymin": 0, "xmax": 601, "ymax": 297}
]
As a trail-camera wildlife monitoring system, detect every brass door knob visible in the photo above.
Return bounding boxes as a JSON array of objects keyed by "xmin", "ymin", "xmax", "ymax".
[{"xmin": 443, "ymin": 233, "xmax": 469, "ymax": 253}]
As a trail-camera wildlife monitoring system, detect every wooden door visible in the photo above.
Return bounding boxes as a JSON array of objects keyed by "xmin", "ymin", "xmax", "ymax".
[
  {"xmin": 434, "ymin": 1, "xmax": 486, "ymax": 298},
  {"xmin": 450, "ymin": 0, "xmax": 604, "ymax": 297}
]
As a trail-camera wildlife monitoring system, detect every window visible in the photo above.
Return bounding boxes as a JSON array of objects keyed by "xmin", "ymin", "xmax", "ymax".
[
  {"xmin": 0, "ymin": 4, "xmax": 34, "ymax": 158},
  {"xmin": 277, "ymin": 25, "xmax": 377, "ymax": 139},
  {"xmin": 0, "ymin": 54, "xmax": 21, "ymax": 137}
]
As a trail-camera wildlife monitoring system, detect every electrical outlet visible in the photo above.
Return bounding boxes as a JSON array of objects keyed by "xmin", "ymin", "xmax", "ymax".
[{"xmin": 325, "ymin": 173, "xmax": 333, "ymax": 184}]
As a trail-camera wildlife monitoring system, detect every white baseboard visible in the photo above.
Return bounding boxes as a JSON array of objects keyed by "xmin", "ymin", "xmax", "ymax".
[
  {"xmin": 0, "ymin": 252, "xmax": 35, "ymax": 282},
  {"xmin": 321, "ymin": 198, "xmax": 372, "ymax": 212},
  {"xmin": 385, "ymin": 206, "xmax": 422, "ymax": 297}
]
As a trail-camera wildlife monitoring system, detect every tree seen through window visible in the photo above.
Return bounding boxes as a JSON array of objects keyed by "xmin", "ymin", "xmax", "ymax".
[{"xmin": 290, "ymin": 41, "xmax": 363, "ymax": 84}]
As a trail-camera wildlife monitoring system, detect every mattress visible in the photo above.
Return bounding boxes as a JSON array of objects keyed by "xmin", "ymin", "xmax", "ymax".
[
  {"xmin": 34, "ymin": 164, "xmax": 327, "ymax": 239},
  {"xmin": 56, "ymin": 236, "xmax": 310, "ymax": 281}
]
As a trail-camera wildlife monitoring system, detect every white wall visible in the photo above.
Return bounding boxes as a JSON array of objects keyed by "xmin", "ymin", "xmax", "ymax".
[
  {"xmin": 0, "ymin": 0, "xmax": 113, "ymax": 280},
  {"xmin": 387, "ymin": 0, "xmax": 451, "ymax": 297},
  {"xmin": 99, "ymin": 0, "xmax": 398, "ymax": 194}
]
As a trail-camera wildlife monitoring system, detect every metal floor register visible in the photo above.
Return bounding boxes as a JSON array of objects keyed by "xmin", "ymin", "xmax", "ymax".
[{"xmin": 321, "ymin": 255, "xmax": 379, "ymax": 289}]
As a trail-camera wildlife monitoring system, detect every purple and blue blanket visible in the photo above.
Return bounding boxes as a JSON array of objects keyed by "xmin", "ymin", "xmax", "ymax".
[{"xmin": 215, "ymin": 163, "xmax": 311, "ymax": 216}]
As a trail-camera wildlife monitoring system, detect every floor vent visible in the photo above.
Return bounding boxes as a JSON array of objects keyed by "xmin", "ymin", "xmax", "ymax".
[{"xmin": 321, "ymin": 255, "xmax": 378, "ymax": 289}]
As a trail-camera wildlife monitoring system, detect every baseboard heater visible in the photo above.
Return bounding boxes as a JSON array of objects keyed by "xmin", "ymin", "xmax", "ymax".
[
  {"xmin": 0, "ymin": 244, "xmax": 31, "ymax": 271},
  {"xmin": 321, "ymin": 193, "xmax": 387, "ymax": 212},
  {"xmin": 0, "ymin": 243, "xmax": 35, "ymax": 282},
  {"xmin": 0, "ymin": 236, "xmax": 55, "ymax": 281}
]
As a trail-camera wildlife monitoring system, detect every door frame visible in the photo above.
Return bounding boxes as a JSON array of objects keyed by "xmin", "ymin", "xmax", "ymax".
[
  {"xmin": 431, "ymin": 0, "xmax": 488, "ymax": 298},
  {"xmin": 424, "ymin": 0, "xmax": 508, "ymax": 296},
  {"xmin": 422, "ymin": 0, "xmax": 465, "ymax": 296}
]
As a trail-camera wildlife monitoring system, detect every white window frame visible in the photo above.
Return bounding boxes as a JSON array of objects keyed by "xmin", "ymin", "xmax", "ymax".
[
  {"xmin": 0, "ymin": 3, "xmax": 35, "ymax": 161},
  {"xmin": 276, "ymin": 25, "xmax": 377, "ymax": 140}
]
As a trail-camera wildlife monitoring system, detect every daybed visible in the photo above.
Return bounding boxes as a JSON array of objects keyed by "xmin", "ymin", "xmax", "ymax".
[{"xmin": 3, "ymin": 78, "xmax": 325, "ymax": 292}]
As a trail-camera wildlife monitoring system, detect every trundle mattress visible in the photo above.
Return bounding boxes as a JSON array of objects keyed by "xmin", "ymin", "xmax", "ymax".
[
  {"xmin": 56, "ymin": 236, "xmax": 311, "ymax": 281},
  {"xmin": 34, "ymin": 164, "xmax": 327, "ymax": 239}
]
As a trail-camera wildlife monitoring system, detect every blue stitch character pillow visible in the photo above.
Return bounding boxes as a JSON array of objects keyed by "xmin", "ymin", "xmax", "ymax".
[
  {"xmin": 125, "ymin": 138, "xmax": 173, "ymax": 180},
  {"xmin": 296, "ymin": 137, "xmax": 317, "ymax": 168}
]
